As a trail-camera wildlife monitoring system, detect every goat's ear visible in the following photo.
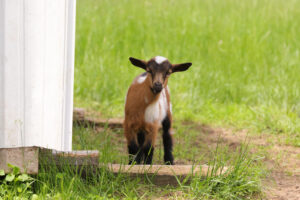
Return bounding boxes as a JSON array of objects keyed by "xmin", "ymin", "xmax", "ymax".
[
  {"xmin": 172, "ymin": 62, "xmax": 192, "ymax": 73},
  {"xmin": 129, "ymin": 57, "xmax": 147, "ymax": 70}
]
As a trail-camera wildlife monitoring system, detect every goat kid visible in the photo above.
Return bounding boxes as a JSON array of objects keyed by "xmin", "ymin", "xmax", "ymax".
[{"xmin": 124, "ymin": 56, "xmax": 192, "ymax": 165}]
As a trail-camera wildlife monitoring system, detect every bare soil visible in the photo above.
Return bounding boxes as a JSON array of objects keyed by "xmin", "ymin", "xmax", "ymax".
[
  {"xmin": 73, "ymin": 108, "xmax": 300, "ymax": 199},
  {"xmin": 192, "ymin": 124, "xmax": 300, "ymax": 200}
]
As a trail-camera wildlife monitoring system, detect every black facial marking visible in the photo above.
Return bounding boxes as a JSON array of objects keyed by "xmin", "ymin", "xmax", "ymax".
[
  {"xmin": 146, "ymin": 59, "xmax": 172, "ymax": 94},
  {"xmin": 143, "ymin": 143, "xmax": 154, "ymax": 164},
  {"xmin": 147, "ymin": 60, "xmax": 172, "ymax": 74},
  {"xmin": 162, "ymin": 116, "xmax": 174, "ymax": 165}
]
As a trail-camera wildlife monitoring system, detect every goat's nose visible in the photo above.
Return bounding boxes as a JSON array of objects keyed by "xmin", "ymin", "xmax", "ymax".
[
  {"xmin": 154, "ymin": 82, "xmax": 162, "ymax": 87},
  {"xmin": 153, "ymin": 82, "xmax": 163, "ymax": 92}
]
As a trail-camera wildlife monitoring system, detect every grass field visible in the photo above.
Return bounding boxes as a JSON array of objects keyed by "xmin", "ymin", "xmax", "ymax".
[
  {"xmin": 1, "ymin": 123, "xmax": 264, "ymax": 199},
  {"xmin": 2, "ymin": 0, "xmax": 300, "ymax": 199},
  {"xmin": 75, "ymin": 0, "xmax": 300, "ymax": 145}
]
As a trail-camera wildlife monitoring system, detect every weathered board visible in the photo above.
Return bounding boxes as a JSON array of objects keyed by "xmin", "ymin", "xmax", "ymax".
[
  {"xmin": 0, "ymin": 146, "xmax": 227, "ymax": 186},
  {"xmin": 73, "ymin": 108, "xmax": 123, "ymax": 128},
  {"xmin": 107, "ymin": 164, "xmax": 227, "ymax": 186}
]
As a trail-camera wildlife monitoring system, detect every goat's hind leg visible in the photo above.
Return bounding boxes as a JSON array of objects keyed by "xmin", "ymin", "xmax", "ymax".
[
  {"xmin": 162, "ymin": 115, "xmax": 174, "ymax": 165},
  {"xmin": 143, "ymin": 142, "xmax": 154, "ymax": 164}
]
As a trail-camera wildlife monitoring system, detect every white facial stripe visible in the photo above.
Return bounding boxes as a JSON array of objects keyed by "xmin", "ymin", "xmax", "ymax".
[
  {"xmin": 137, "ymin": 74, "xmax": 147, "ymax": 84},
  {"xmin": 154, "ymin": 56, "xmax": 167, "ymax": 64}
]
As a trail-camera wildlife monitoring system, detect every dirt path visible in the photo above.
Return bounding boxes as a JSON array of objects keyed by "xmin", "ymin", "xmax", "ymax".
[
  {"xmin": 196, "ymin": 124, "xmax": 300, "ymax": 200},
  {"xmin": 73, "ymin": 109, "xmax": 300, "ymax": 199}
]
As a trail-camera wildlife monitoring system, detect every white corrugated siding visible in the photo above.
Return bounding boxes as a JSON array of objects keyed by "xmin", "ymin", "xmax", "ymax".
[{"xmin": 0, "ymin": 0, "xmax": 76, "ymax": 151}]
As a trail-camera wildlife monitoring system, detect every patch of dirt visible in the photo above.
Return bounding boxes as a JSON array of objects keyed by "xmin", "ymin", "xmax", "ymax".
[
  {"xmin": 192, "ymin": 123, "xmax": 300, "ymax": 200},
  {"xmin": 74, "ymin": 108, "xmax": 300, "ymax": 200},
  {"xmin": 265, "ymin": 172, "xmax": 300, "ymax": 200}
]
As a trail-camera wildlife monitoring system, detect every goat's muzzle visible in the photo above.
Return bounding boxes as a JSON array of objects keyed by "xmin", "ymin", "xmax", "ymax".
[{"xmin": 152, "ymin": 82, "xmax": 163, "ymax": 94}]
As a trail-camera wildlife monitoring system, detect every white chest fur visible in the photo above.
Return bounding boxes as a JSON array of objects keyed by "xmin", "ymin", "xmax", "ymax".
[{"xmin": 144, "ymin": 89, "xmax": 168, "ymax": 123}]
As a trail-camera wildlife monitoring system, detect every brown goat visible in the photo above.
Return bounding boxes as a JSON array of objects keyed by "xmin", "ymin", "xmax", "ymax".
[{"xmin": 124, "ymin": 56, "xmax": 192, "ymax": 165}]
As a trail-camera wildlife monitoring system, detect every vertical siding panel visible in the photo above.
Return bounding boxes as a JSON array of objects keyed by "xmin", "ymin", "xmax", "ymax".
[
  {"xmin": 0, "ymin": 0, "xmax": 75, "ymax": 151},
  {"xmin": 63, "ymin": 0, "xmax": 76, "ymax": 150},
  {"xmin": 2, "ymin": 0, "xmax": 25, "ymax": 147},
  {"xmin": 43, "ymin": 0, "xmax": 65, "ymax": 149},
  {"xmin": 24, "ymin": 0, "xmax": 45, "ymax": 146},
  {"xmin": 0, "ymin": 0, "xmax": 5, "ymax": 147}
]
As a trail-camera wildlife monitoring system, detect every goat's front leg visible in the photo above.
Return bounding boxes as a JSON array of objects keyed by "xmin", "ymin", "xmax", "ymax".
[
  {"xmin": 125, "ymin": 127, "xmax": 144, "ymax": 164},
  {"xmin": 128, "ymin": 140, "xmax": 143, "ymax": 164},
  {"xmin": 143, "ymin": 126, "xmax": 158, "ymax": 165},
  {"xmin": 138, "ymin": 130, "xmax": 154, "ymax": 164},
  {"xmin": 162, "ymin": 115, "xmax": 174, "ymax": 165}
]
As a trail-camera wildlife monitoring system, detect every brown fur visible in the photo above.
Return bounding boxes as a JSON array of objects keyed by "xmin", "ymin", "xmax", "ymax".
[
  {"xmin": 125, "ymin": 56, "xmax": 192, "ymax": 164},
  {"xmin": 123, "ymin": 74, "xmax": 171, "ymax": 147}
]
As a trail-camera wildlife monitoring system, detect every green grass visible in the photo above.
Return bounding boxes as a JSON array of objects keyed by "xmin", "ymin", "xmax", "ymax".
[
  {"xmin": 1, "ymin": 124, "xmax": 264, "ymax": 199},
  {"xmin": 64, "ymin": 1, "xmax": 300, "ymax": 197},
  {"xmin": 4, "ymin": 0, "xmax": 299, "ymax": 199},
  {"xmin": 71, "ymin": 122, "xmax": 265, "ymax": 199},
  {"xmin": 75, "ymin": 0, "xmax": 300, "ymax": 145}
]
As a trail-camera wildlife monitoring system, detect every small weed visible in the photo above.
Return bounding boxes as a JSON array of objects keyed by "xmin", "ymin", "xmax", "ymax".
[
  {"xmin": 0, "ymin": 164, "xmax": 36, "ymax": 199},
  {"xmin": 188, "ymin": 144, "xmax": 263, "ymax": 199}
]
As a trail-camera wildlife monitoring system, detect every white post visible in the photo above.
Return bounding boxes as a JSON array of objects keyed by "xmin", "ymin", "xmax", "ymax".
[{"xmin": 0, "ymin": 0, "xmax": 76, "ymax": 151}]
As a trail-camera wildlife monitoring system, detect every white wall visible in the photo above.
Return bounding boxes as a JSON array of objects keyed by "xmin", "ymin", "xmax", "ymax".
[{"xmin": 0, "ymin": 0, "xmax": 76, "ymax": 151}]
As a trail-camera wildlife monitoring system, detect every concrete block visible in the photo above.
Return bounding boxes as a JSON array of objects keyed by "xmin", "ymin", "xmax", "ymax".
[{"xmin": 0, "ymin": 146, "xmax": 39, "ymax": 174}]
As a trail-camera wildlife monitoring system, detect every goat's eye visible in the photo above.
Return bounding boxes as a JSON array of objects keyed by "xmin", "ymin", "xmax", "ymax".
[{"xmin": 147, "ymin": 70, "xmax": 154, "ymax": 77}]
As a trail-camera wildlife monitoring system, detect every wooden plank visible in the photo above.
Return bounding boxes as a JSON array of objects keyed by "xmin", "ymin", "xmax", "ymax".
[
  {"xmin": 73, "ymin": 107, "xmax": 123, "ymax": 129},
  {"xmin": 107, "ymin": 164, "xmax": 227, "ymax": 186},
  {"xmin": 0, "ymin": 146, "xmax": 228, "ymax": 187},
  {"xmin": 73, "ymin": 107, "xmax": 85, "ymax": 121},
  {"xmin": 83, "ymin": 117, "xmax": 123, "ymax": 128},
  {"xmin": 0, "ymin": 146, "xmax": 39, "ymax": 174}
]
